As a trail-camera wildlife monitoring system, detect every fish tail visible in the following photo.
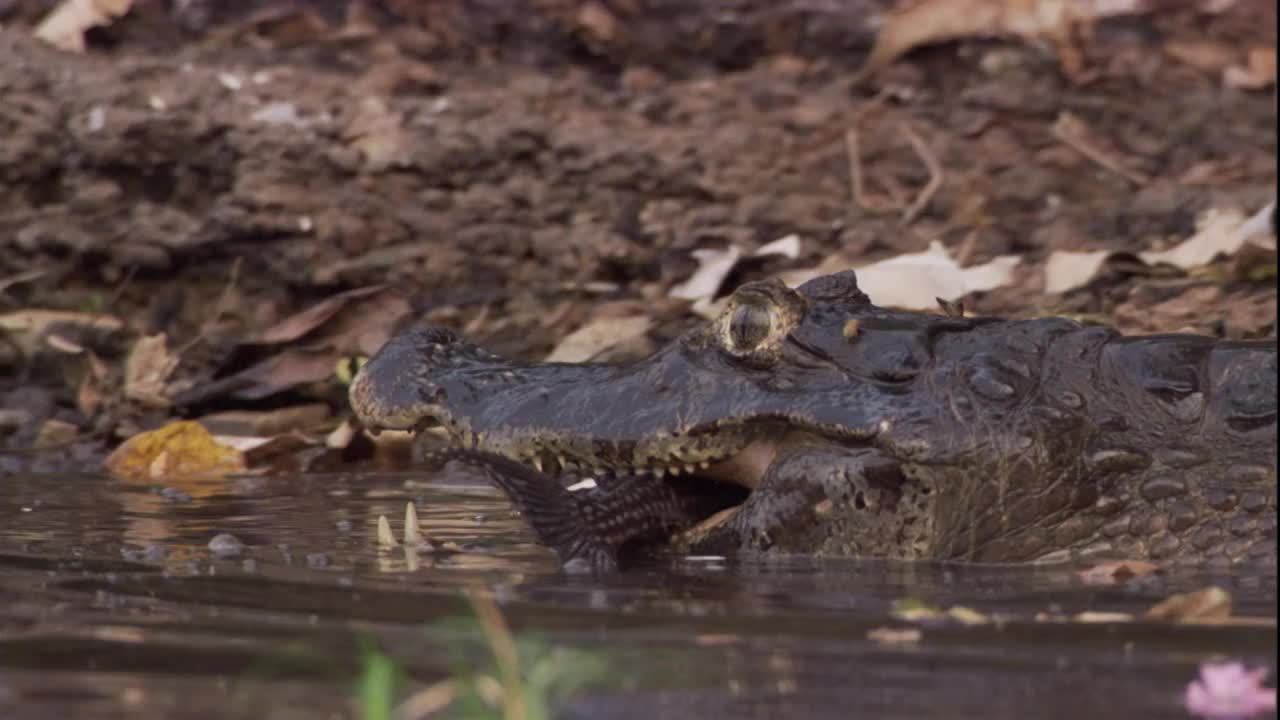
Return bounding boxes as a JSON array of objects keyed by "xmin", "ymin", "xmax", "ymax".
[{"xmin": 429, "ymin": 449, "xmax": 623, "ymax": 571}]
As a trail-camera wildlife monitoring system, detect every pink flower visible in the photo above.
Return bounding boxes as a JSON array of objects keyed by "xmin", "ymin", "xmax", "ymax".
[{"xmin": 1186, "ymin": 661, "xmax": 1278, "ymax": 719}]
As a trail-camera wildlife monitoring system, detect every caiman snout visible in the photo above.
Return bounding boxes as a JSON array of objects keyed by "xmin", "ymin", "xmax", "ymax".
[
  {"xmin": 349, "ymin": 324, "xmax": 499, "ymax": 433},
  {"xmin": 349, "ymin": 322, "xmax": 791, "ymax": 484}
]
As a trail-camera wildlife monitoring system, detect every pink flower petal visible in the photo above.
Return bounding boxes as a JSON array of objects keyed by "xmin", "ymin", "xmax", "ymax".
[{"xmin": 1186, "ymin": 662, "xmax": 1278, "ymax": 719}]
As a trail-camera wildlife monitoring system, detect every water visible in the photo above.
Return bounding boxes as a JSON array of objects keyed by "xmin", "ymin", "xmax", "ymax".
[{"xmin": 1, "ymin": 469, "xmax": 1275, "ymax": 719}]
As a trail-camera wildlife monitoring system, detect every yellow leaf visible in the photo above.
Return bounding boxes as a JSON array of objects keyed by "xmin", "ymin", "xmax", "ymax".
[{"xmin": 105, "ymin": 421, "xmax": 246, "ymax": 483}]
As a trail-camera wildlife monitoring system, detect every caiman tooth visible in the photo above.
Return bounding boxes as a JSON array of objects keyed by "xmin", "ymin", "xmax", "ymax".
[
  {"xmin": 698, "ymin": 461, "xmax": 711, "ymax": 470},
  {"xmin": 532, "ymin": 456, "xmax": 544, "ymax": 473},
  {"xmin": 653, "ymin": 468, "xmax": 666, "ymax": 479},
  {"xmin": 684, "ymin": 464, "xmax": 696, "ymax": 474},
  {"xmin": 668, "ymin": 465, "xmax": 682, "ymax": 476}
]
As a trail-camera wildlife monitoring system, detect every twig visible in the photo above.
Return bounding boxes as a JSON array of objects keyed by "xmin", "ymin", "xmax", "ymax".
[
  {"xmin": 467, "ymin": 588, "xmax": 527, "ymax": 720},
  {"xmin": 845, "ymin": 127, "xmax": 902, "ymax": 214},
  {"xmin": 953, "ymin": 229, "xmax": 980, "ymax": 267},
  {"xmin": 1051, "ymin": 111, "xmax": 1150, "ymax": 187},
  {"xmin": 899, "ymin": 123, "xmax": 943, "ymax": 226},
  {"xmin": 178, "ymin": 256, "xmax": 242, "ymax": 357},
  {"xmin": 394, "ymin": 680, "xmax": 457, "ymax": 720},
  {"xmin": 0, "ymin": 268, "xmax": 48, "ymax": 297}
]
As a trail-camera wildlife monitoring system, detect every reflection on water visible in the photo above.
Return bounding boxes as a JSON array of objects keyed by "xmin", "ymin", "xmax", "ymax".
[{"xmin": 1, "ymin": 469, "xmax": 1275, "ymax": 719}]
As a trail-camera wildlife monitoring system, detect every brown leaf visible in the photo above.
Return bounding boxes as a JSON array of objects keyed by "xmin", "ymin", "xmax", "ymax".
[
  {"xmin": 858, "ymin": 0, "xmax": 1148, "ymax": 78},
  {"xmin": 230, "ymin": 348, "xmax": 341, "ymax": 401},
  {"xmin": 781, "ymin": 241, "xmax": 1019, "ymax": 310},
  {"xmin": 0, "ymin": 309, "xmax": 122, "ymax": 358},
  {"xmin": 344, "ymin": 97, "xmax": 409, "ymax": 173},
  {"xmin": 253, "ymin": 285, "xmax": 388, "ymax": 345},
  {"xmin": 544, "ymin": 316, "xmax": 652, "ymax": 363},
  {"xmin": 196, "ymin": 404, "xmax": 331, "ymax": 437},
  {"xmin": 33, "ymin": 419, "xmax": 79, "ymax": 449},
  {"xmin": 124, "ymin": 334, "xmax": 179, "ymax": 409},
  {"xmin": 1224, "ymin": 46, "xmax": 1277, "ymax": 90},
  {"xmin": 1164, "ymin": 40, "xmax": 1240, "ymax": 73},
  {"xmin": 105, "ymin": 420, "xmax": 246, "ymax": 483},
  {"xmin": 34, "ymin": 0, "xmax": 133, "ymax": 52},
  {"xmin": 866, "ymin": 627, "xmax": 923, "ymax": 645},
  {"xmin": 1072, "ymin": 611, "xmax": 1135, "ymax": 623},
  {"xmin": 1146, "ymin": 586, "xmax": 1233, "ymax": 623}
]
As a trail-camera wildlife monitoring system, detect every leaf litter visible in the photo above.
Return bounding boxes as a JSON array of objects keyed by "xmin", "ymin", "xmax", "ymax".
[{"xmin": 1045, "ymin": 203, "xmax": 1277, "ymax": 294}]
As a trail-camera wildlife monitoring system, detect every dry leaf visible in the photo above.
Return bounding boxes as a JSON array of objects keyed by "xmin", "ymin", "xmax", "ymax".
[
  {"xmin": 755, "ymin": 234, "xmax": 802, "ymax": 259},
  {"xmin": 230, "ymin": 348, "xmax": 343, "ymax": 401},
  {"xmin": 784, "ymin": 241, "xmax": 1019, "ymax": 310},
  {"xmin": 197, "ymin": 404, "xmax": 331, "ymax": 437},
  {"xmin": 1043, "ymin": 249, "xmax": 1112, "ymax": 294},
  {"xmin": 1072, "ymin": 611, "xmax": 1135, "ymax": 623},
  {"xmin": 1164, "ymin": 40, "xmax": 1241, "ymax": 73},
  {"xmin": 1146, "ymin": 586, "xmax": 1233, "ymax": 623},
  {"xmin": 946, "ymin": 606, "xmax": 991, "ymax": 625},
  {"xmin": 866, "ymin": 627, "xmax": 923, "ymax": 645},
  {"xmin": 124, "ymin": 334, "xmax": 179, "ymax": 409},
  {"xmin": 1224, "ymin": 47, "xmax": 1277, "ymax": 90},
  {"xmin": 211, "ymin": 435, "xmax": 276, "ymax": 453},
  {"xmin": 1046, "ymin": 204, "xmax": 1276, "ymax": 294},
  {"xmin": 179, "ymin": 288, "xmax": 408, "ymax": 405},
  {"xmin": 344, "ymin": 97, "xmax": 409, "ymax": 172},
  {"xmin": 252, "ymin": 285, "xmax": 388, "ymax": 345},
  {"xmin": 669, "ymin": 245, "xmax": 743, "ymax": 303},
  {"xmin": 33, "ymin": 419, "xmax": 78, "ymax": 449},
  {"xmin": 669, "ymin": 236, "xmax": 804, "ymax": 309},
  {"xmin": 0, "ymin": 309, "xmax": 122, "ymax": 358},
  {"xmin": 34, "ymin": 0, "xmax": 134, "ymax": 52},
  {"xmin": 105, "ymin": 420, "xmax": 246, "ymax": 483},
  {"xmin": 545, "ymin": 316, "xmax": 652, "ymax": 363},
  {"xmin": 1140, "ymin": 208, "xmax": 1265, "ymax": 270},
  {"xmin": 859, "ymin": 0, "xmax": 1147, "ymax": 78}
]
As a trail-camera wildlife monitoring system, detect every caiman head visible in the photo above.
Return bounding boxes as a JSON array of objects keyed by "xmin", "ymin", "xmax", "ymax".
[
  {"xmin": 349, "ymin": 272, "xmax": 908, "ymax": 487},
  {"xmin": 349, "ymin": 271, "xmax": 1000, "ymax": 564},
  {"xmin": 350, "ymin": 269, "xmax": 1278, "ymax": 567}
]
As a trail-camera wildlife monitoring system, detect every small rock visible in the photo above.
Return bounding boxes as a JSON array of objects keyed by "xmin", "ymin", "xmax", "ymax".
[
  {"xmin": 208, "ymin": 533, "xmax": 244, "ymax": 557},
  {"xmin": 33, "ymin": 419, "xmax": 78, "ymax": 449},
  {"xmin": 160, "ymin": 487, "xmax": 192, "ymax": 503}
]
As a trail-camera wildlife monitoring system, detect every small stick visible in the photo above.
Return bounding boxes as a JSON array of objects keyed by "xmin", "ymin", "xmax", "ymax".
[
  {"xmin": 899, "ymin": 123, "xmax": 943, "ymax": 226},
  {"xmin": 1052, "ymin": 111, "xmax": 1150, "ymax": 187},
  {"xmin": 845, "ymin": 127, "xmax": 902, "ymax": 214}
]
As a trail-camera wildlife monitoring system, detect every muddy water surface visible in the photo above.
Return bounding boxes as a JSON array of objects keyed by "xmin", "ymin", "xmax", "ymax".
[{"xmin": 1, "ymin": 469, "xmax": 1275, "ymax": 719}]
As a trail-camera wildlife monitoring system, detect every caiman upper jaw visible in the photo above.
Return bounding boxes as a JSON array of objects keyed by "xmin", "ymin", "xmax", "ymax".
[
  {"xmin": 349, "ymin": 325, "xmax": 463, "ymax": 432},
  {"xmin": 348, "ymin": 324, "xmax": 803, "ymax": 486}
]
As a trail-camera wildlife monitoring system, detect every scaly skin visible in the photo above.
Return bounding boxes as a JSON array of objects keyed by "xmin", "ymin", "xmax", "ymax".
[{"xmin": 351, "ymin": 271, "xmax": 1276, "ymax": 568}]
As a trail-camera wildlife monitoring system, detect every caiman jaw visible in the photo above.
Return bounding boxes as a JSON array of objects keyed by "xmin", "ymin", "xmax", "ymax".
[{"xmin": 348, "ymin": 324, "xmax": 872, "ymax": 492}]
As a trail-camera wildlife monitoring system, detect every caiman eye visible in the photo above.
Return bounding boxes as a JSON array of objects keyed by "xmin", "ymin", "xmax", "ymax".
[{"xmin": 727, "ymin": 303, "xmax": 773, "ymax": 351}]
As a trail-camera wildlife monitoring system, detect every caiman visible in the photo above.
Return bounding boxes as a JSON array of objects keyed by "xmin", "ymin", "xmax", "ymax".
[{"xmin": 349, "ymin": 271, "xmax": 1277, "ymax": 570}]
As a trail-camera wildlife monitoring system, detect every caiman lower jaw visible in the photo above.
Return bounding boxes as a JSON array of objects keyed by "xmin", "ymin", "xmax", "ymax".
[{"xmin": 481, "ymin": 430, "xmax": 812, "ymax": 492}]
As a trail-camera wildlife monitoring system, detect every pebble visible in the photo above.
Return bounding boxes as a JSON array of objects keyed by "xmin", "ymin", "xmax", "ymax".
[{"xmin": 208, "ymin": 533, "xmax": 244, "ymax": 557}]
